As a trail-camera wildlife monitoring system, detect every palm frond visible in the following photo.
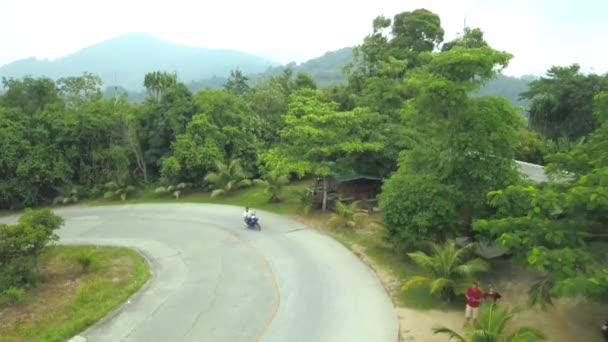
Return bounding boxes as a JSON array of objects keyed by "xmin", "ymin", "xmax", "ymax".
[
  {"xmin": 528, "ymin": 277, "xmax": 554, "ymax": 309},
  {"xmin": 210, "ymin": 189, "xmax": 225, "ymax": 197},
  {"xmin": 154, "ymin": 186, "xmax": 168, "ymax": 194},
  {"xmin": 508, "ymin": 326, "xmax": 547, "ymax": 341},
  {"xmin": 204, "ymin": 172, "xmax": 221, "ymax": 185},
  {"xmin": 429, "ymin": 277, "xmax": 454, "ymax": 295},
  {"xmin": 253, "ymin": 179, "xmax": 267, "ymax": 187},
  {"xmin": 432, "ymin": 327, "xmax": 466, "ymax": 342},
  {"xmin": 468, "ymin": 329, "xmax": 496, "ymax": 341},
  {"xmin": 454, "ymin": 258, "xmax": 490, "ymax": 276},
  {"xmin": 104, "ymin": 181, "xmax": 118, "ymax": 190},
  {"xmin": 235, "ymin": 179, "xmax": 252, "ymax": 189},
  {"xmin": 407, "ymin": 251, "xmax": 435, "ymax": 271},
  {"xmin": 477, "ymin": 303, "xmax": 514, "ymax": 335},
  {"xmin": 401, "ymin": 275, "xmax": 431, "ymax": 292},
  {"xmin": 214, "ymin": 159, "xmax": 227, "ymax": 173}
]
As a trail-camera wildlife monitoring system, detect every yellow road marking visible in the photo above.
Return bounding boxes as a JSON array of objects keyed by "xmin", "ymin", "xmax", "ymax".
[{"xmin": 225, "ymin": 232, "xmax": 280, "ymax": 342}]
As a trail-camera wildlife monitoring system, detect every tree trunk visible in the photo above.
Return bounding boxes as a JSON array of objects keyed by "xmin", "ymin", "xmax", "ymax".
[{"xmin": 322, "ymin": 176, "xmax": 328, "ymax": 212}]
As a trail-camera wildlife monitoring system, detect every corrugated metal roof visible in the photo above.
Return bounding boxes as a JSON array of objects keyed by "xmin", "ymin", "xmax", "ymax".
[
  {"xmin": 332, "ymin": 171, "xmax": 382, "ymax": 183},
  {"xmin": 515, "ymin": 160, "xmax": 573, "ymax": 183},
  {"xmin": 515, "ymin": 160, "xmax": 550, "ymax": 182}
]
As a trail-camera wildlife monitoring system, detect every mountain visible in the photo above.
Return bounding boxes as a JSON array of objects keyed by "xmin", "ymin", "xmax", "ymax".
[
  {"xmin": 0, "ymin": 33, "xmax": 280, "ymax": 90},
  {"xmin": 476, "ymin": 74, "xmax": 535, "ymax": 109},
  {"xmin": 188, "ymin": 47, "xmax": 353, "ymax": 92},
  {"xmin": 265, "ymin": 48, "xmax": 352, "ymax": 86},
  {"xmin": 190, "ymin": 46, "xmax": 534, "ymax": 109},
  {"xmin": 1, "ymin": 34, "xmax": 534, "ymax": 107}
]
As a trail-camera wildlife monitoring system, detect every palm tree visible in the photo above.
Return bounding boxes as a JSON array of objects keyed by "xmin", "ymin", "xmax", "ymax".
[
  {"xmin": 253, "ymin": 172, "xmax": 289, "ymax": 202},
  {"xmin": 401, "ymin": 240, "xmax": 489, "ymax": 300},
  {"xmin": 144, "ymin": 71, "xmax": 177, "ymax": 100},
  {"xmin": 204, "ymin": 158, "xmax": 252, "ymax": 197},
  {"xmin": 433, "ymin": 303, "xmax": 546, "ymax": 341},
  {"xmin": 328, "ymin": 200, "xmax": 368, "ymax": 229}
]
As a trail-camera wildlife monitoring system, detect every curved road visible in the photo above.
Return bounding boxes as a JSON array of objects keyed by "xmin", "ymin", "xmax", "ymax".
[{"xmin": 1, "ymin": 204, "xmax": 397, "ymax": 342}]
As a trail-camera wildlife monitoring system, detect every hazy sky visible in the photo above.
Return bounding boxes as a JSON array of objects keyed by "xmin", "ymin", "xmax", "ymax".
[{"xmin": 1, "ymin": 0, "xmax": 606, "ymax": 76}]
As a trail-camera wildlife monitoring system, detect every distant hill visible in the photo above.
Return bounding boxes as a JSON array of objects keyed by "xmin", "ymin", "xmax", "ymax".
[
  {"xmin": 190, "ymin": 46, "xmax": 534, "ymax": 109},
  {"xmin": 0, "ymin": 33, "xmax": 280, "ymax": 90},
  {"xmin": 477, "ymin": 74, "xmax": 535, "ymax": 109},
  {"xmin": 188, "ymin": 48, "xmax": 352, "ymax": 92},
  {"xmin": 1, "ymin": 34, "xmax": 535, "ymax": 107},
  {"xmin": 265, "ymin": 48, "xmax": 351, "ymax": 86}
]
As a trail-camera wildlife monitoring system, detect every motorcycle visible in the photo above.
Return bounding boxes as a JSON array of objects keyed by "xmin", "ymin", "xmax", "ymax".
[{"xmin": 244, "ymin": 213, "xmax": 262, "ymax": 231}]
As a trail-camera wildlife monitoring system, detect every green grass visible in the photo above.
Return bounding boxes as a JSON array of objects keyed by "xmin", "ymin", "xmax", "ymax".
[
  {"xmin": 0, "ymin": 245, "xmax": 150, "ymax": 342},
  {"xmin": 323, "ymin": 227, "xmax": 464, "ymax": 311},
  {"xmin": 86, "ymin": 181, "xmax": 312, "ymax": 215}
]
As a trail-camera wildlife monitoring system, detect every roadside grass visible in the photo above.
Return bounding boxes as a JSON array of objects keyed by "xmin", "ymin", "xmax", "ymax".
[
  {"xmin": 0, "ymin": 245, "xmax": 150, "ymax": 342},
  {"xmin": 293, "ymin": 213, "xmax": 464, "ymax": 311}
]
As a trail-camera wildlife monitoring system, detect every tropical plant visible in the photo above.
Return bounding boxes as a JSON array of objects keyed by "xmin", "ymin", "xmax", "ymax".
[
  {"xmin": 53, "ymin": 187, "xmax": 80, "ymax": 205},
  {"xmin": 154, "ymin": 182, "xmax": 192, "ymax": 199},
  {"xmin": 433, "ymin": 303, "xmax": 546, "ymax": 341},
  {"xmin": 103, "ymin": 182, "xmax": 136, "ymax": 201},
  {"xmin": 253, "ymin": 172, "xmax": 290, "ymax": 202},
  {"xmin": 292, "ymin": 188, "xmax": 316, "ymax": 215},
  {"xmin": 401, "ymin": 241, "xmax": 489, "ymax": 300},
  {"xmin": 204, "ymin": 158, "xmax": 252, "ymax": 197},
  {"xmin": 328, "ymin": 200, "xmax": 368, "ymax": 229},
  {"xmin": 143, "ymin": 71, "xmax": 178, "ymax": 99}
]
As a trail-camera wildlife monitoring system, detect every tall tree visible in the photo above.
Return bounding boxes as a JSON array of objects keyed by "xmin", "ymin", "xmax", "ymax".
[
  {"xmin": 521, "ymin": 64, "xmax": 608, "ymax": 140},
  {"xmin": 143, "ymin": 71, "xmax": 178, "ymax": 100},
  {"xmin": 262, "ymin": 89, "xmax": 383, "ymax": 210},
  {"xmin": 1, "ymin": 76, "xmax": 61, "ymax": 116},
  {"xmin": 380, "ymin": 27, "xmax": 520, "ymax": 247},
  {"xmin": 224, "ymin": 68, "xmax": 250, "ymax": 96},
  {"xmin": 57, "ymin": 72, "xmax": 103, "ymax": 107}
]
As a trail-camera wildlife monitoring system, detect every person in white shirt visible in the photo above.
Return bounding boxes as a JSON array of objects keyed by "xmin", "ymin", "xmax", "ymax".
[{"xmin": 243, "ymin": 207, "xmax": 251, "ymax": 222}]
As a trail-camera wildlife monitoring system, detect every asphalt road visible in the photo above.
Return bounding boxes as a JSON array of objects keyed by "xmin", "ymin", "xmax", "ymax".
[{"xmin": 1, "ymin": 204, "xmax": 398, "ymax": 342}]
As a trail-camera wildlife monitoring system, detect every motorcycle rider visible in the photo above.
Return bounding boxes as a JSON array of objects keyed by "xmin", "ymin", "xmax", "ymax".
[{"xmin": 243, "ymin": 207, "xmax": 252, "ymax": 225}]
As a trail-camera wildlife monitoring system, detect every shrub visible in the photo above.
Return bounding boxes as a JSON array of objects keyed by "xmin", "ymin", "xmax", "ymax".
[
  {"xmin": 0, "ymin": 209, "xmax": 64, "ymax": 291},
  {"xmin": 328, "ymin": 201, "xmax": 368, "ymax": 229},
  {"xmin": 379, "ymin": 172, "xmax": 459, "ymax": 249},
  {"xmin": 4, "ymin": 286, "xmax": 26, "ymax": 304},
  {"xmin": 75, "ymin": 250, "xmax": 99, "ymax": 272},
  {"xmin": 160, "ymin": 156, "xmax": 182, "ymax": 184}
]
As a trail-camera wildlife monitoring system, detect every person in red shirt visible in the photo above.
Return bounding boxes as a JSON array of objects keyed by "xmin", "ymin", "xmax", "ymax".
[
  {"xmin": 483, "ymin": 285, "xmax": 502, "ymax": 304},
  {"xmin": 465, "ymin": 281, "xmax": 483, "ymax": 324}
]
